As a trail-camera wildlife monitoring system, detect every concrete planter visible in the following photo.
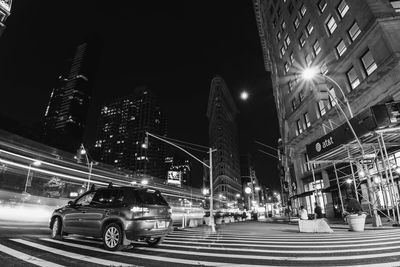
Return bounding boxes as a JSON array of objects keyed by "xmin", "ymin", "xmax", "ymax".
[{"xmin": 348, "ymin": 213, "xmax": 367, "ymax": 232}]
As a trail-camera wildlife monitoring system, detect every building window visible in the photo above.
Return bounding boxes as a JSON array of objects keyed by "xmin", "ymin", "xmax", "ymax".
[
  {"xmin": 348, "ymin": 22, "xmax": 361, "ymax": 42},
  {"xmin": 306, "ymin": 21, "xmax": 314, "ymax": 35},
  {"xmin": 318, "ymin": 0, "xmax": 327, "ymax": 13},
  {"xmin": 361, "ymin": 50, "xmax": 377, "ymax": 76},
  {"xmin": 290, "ymin": 52, "xmax": 295, "ymax": 64},
  {"xmin": 326, "ymin": 16, "xmax": 337, "ymax": 35},
  {"xmin": 317, "ymin": 100, "xmax": 326, "ymax": 117},
  {"xmin": 284, "ymin": 62, "xmax": 290, "ymax": 73},
  {"xmin": 304, "ymin": 153, "xmax": 311, "ymax": 172},
  {"xmin": 313, "ymin": 40, "xmax": 321, "ymax": 55},
  {"xmin": 296, "ymin": 119, "xmax": 303, "ymax": 135},
  {"xmin": 328, "ymin": 87, "xmax": 337, "ymax": 108},
  {"xmin": 390, "ymin": 1, "xmax": 400, "ymax": 12},
  {"xmin": 281, "ymin": 46, "xmax": 286, "ymax": 57},
  {"xmin": 346, "ymin": 67, "xmax": 360, "ymax": 89},
  {"xmin": 292, "ymin": 99, "xmax": 297, "ymax": 111},
  {"xmin": 300, "ymin": 4, "xmax": 307, "ymax": 17},
  {"xmin": 299, "ymin": 90, "xmax": 305, "ymax": 102},
  {"xmin": 299, "ymin": 33, "xmax": 306, "ymax": 47},
  {"xmin": 305, "ymin": 53, "xmax": 313, "ymax": 66},
  {"xmin": 288, "ymin": 80, "xmax": 294, "ymax": 92},
  {"xmin": 321, "ymin": 62, "xmax": 328, "ymax": 75},
  {"xmin": 277, "ymin": 31, "xmax": 282, "ymax": 41},
  {"xmin": 282, "ymin": 20, "xmax": 287, "ymax": 30},
  {"xmin": 285, "ymin": 34, "xmax": 291, "ymax": 46},
  {"xmin": 304, "ymin": 112, "xmax": 311, "ymax": 128},
  {"xmin": 336, "ymin": 39, "xmax": 347, "ymax": 57},
  {"xmin": 337, "ymin": 0, "xmax": 349, "ymax": 18},
  {"xmin": 294, "ymin": 17, "xmax": 300, "ymax": 30}
]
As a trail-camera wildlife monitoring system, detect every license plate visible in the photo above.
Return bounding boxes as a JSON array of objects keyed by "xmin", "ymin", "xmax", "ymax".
[{"xmin": 157, "ymin": 221, "xmax": 166, "ymax": 228}]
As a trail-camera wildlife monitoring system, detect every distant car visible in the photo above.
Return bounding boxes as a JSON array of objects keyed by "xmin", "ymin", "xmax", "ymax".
[{"xmin": 49, "ymin": 185, "xmax": 173, "ymax": 250}]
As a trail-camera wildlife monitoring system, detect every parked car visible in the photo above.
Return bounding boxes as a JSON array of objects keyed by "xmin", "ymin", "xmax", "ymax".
[{"xmin": 49, "ymin": 185, "xmax": 173, "ymax": 250}]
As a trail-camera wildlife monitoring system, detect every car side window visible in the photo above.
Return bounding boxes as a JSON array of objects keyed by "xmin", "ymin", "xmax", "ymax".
[
  {"xmin": 91, "ymin": 190, "xmax": 113, "ymax": 205},
  {"xmin": 75, "ymin": 192, "xmax": 96, "ymax": 206}
]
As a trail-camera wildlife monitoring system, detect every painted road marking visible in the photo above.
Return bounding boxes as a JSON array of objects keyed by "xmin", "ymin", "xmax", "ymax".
[
  {"xmin": 11, "ymin": 239, "xmax": 133, "ymax": 267},
  {"xmin": 0, "ymin": 243, "xmax": 64, "ymax": 267}
]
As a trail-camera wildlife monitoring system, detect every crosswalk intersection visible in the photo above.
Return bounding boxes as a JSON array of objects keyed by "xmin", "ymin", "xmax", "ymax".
[{"xmin": 1, "ymin": 223, "xmax": 400, "ymax": 266}]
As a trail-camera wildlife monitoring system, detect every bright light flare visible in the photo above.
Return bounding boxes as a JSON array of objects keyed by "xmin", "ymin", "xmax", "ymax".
[
  {"xmin": 240, "ymin": 91, "xmax": 249, "ymax": 101},
  {"xmin": 302, "ymin": 67, "xmax": 318, "ymax": 80},
  {"xmin": 141, "ymin": 179, "xmax": 148, "ymax": 185},
  {"xmin": 32, "ymin": 160, "xmax": 42, "ymax": 167},
  {"xmin": 346, "ymin": 179, "xmax": 352, "ymax": 184},
  {"xmin": 244, "ymin": 187, "xmax": 252, "ymax": 194}
]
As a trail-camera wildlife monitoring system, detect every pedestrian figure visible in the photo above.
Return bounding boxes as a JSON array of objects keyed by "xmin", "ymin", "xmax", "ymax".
[
  {"xmin": 314, "ymin": 202, "xmax": 323, "ymax": 219},
  {"xmin": 299, "ymin": 205, "xmax": 308, "ymax": 220}
]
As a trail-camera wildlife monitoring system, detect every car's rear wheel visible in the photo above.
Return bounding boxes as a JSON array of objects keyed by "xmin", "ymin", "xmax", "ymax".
[
  {"xmin": 103, "ymin": 223, "xmax": 123, "ymax": 251},
  {"xmin": 145, "ymin": 236, "xmax": 164, "ymax": 247},
  {"xmin": 51, "ymin": 217, "xmax": 62, "ymax": 239}
]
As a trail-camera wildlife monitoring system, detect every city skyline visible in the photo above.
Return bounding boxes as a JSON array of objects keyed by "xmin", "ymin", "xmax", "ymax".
[{"xmin": 0, "ymin": 1, "xmax": 279, "ymax": 189}]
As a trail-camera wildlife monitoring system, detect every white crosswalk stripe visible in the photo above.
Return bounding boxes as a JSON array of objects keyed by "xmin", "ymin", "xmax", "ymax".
[{"xmin": 2, "ymin": 225, "xmax": 400, "ymax": 266}]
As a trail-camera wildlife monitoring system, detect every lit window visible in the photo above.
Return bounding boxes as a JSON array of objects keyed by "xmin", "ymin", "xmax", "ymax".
[
  {"xmin": 390, "ymin": 1, "xmax": 400, "ymax": 12},
  {"xmin": 306, "ymin": 21, "xmax": 314, "ymax": 35},
  {"xmin": 318, "ymin": 0, "xmax": 327, "ymax": 13},
  {"xmin": 304, "ymin": 113, "xmax": 311, "ymax": 128},
  {"xmin": 348, "ymin": 22, "xmax": 361, "ymax": 41},
  {"xmin": 299, "ymin": 33, "xmax": 306, "ymax": 47},
  {"xmin": 284, "ymin": 62, "xmax": 290, "ymax": 73},
  {"xmin": 282, "ymin": 20, "xmax": 287, "ymax": 30},
  {"xmin": 361, "ymin": 50, "xmax": 377, "ymax": 76},
  {"xmin": 277, "ymin": 31, "xmax": 282, "ymax": 41},
  {"xmin": 328, "ymin": 87, "xmax": 337, "ymax": 108},
  {"xmin": 326, "ymin": 16, "xmax": 337, "ymax": 35},
  {"xmin": 280, "ymin": 46, "xmax": 286, "ymax": 56},
  {"xmin": 337, "ymin": 0, "xmax": 349, "ymax": 18},
  {"xmin": 285, "ymin": 34, "xmax": 291, "ymax": 46},
  {"xmin": 296, "ymin": 119, "xmax": 303, "ymax": 135},
  {"xmin": 346, "ymin": 67, "xmax": 360, "ymax": 89},
  {"xmin": 305, "ymin": 53, "xmax": 313, "ymax": 66},
  {"xmin": 318, "ymin": 101, "xmax": 326, "ymax": 116},
  {"xmin": 300, "ymin": 4, "xmax": 307, "ymax": 17},
  {"xmin": 336, "ymin": 39, "xmax": 347, "ymax": 57},
  {"xmin": 294, "ymin": 17, "xmax": 300, "ymax": 29},
  {"xmin": 313, "ymin": 40, "xmax": 321, "ymax": 55}
]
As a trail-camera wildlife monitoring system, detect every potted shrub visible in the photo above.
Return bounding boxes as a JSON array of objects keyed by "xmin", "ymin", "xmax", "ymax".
[{"xmin": 344, "ymin": 198, "xmax": 366, "ymax": 232}]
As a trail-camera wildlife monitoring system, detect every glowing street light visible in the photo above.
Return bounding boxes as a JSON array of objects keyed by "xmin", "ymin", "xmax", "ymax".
[
  {"xmin": 240, "ymin": 91, "xmax": 249, "ymax": 101},
  {"xmin": 346, "ymin": 179, "xmax": 352, "ymax": 184},
  {"xmin": 141, "ymin": 179, "xmax": 148, "ymax": 186},
  {"xmin": 202, "ymin": 188, "xmax": 210, "ymax": 195}
]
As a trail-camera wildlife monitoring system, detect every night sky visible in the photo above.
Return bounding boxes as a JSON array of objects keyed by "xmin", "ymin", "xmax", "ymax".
[{"xmin": 0, "ymin": 1, "xmax": 280, "ymax": 190}]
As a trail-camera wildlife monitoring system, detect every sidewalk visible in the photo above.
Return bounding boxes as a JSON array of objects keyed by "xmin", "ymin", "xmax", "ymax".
[{"xmin": 262, "ymin": 215, "xmax": 400, "ymax": 230}]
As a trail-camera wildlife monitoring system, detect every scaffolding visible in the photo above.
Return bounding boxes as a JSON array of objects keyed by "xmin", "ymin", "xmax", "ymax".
[{"xmin": 307, "ymin": 126, "xmax": 400, "ymax": 225}]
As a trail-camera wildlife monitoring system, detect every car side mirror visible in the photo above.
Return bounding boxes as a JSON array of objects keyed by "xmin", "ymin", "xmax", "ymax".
[{"xmin": 68, "ymin": 200, "xmax": 75, "ymax": 207}]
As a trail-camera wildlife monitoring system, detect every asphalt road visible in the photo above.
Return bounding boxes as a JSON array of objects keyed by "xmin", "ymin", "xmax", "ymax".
[{"xmin": 1, "ymin": 221, "xmax": 400, "ymax": 266}]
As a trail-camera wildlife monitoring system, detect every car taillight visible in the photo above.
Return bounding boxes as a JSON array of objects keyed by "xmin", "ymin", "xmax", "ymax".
[{"xmin": 130, "ymin": 206, "xmax": 150, "ymax": 213}]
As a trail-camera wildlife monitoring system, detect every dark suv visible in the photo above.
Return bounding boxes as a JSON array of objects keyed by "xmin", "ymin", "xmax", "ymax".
[{"xmin": 49, "ymin": 185, "xmax": 173, "ymax": 250}]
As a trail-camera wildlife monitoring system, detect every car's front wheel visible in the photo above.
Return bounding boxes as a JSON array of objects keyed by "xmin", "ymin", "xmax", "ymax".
[
  {"xmin": 103, "ymin": 223, "xmax": 123, "ymax": 251},
  {"xmin": 51, "ymin": 217, "xmax": 62, "ymax": 239},
  {"xmin": 145, "ymin": 236, "xmax": 164, "ymax": 247}
]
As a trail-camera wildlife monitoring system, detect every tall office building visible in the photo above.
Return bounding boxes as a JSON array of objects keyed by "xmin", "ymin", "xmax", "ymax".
[
  {"xmin": 253, "ymin": 0, "xmax": 400, "ymax": 217},
  {"xmin": 43, "ymin": 39, "xmax": 101, "ymax": 152},
  {"xmin": 0, "ymin": 0, "xmax": 11, "ymax": 37},
  {"xmin": 94, "ymin": 87, "xmax": 167, "ymax": 179},
  {"xmin": 207, "ymin": 76, "xmax": 242, "ymax": 203},
  {"xmin": 240, "ymin": 154, "xmax": 261, "ymax": 210}
]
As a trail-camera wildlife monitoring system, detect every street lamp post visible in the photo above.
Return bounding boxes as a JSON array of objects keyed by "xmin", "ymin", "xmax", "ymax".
[
  {"xmin": 24, "ymin": 160, "xmax": 41, "ymax": 193},
  {"xmin": 145, "ymin": 132, "xmax": 217, "ymax": 233},
  {"xmin": 78, "ymin": 144, "xmax": 93, "ymax": 191},
  {"xmin": 302, "ymin": 67, "xmax": 381, "ymax": 227}
]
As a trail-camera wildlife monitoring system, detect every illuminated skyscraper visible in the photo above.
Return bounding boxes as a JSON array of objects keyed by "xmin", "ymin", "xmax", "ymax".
[
  {"xmin": 0, "ymin": 0, "xmax": 12, "ymax": 37},
  {"xmin": 207, "ymin": 75, "xmax": 242, "ymax": 203},
  {"xmin": 43, "ymin": 39, "xmax": 101, "ymax": 152},
  {"xmin": 94, "ymin": 87, "xmax": 167, "ymax": 179}
]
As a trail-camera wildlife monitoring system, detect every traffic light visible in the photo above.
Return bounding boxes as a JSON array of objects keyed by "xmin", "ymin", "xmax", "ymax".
[{"xmin": 315, "ymin": 83, "xmax": 330, "ymax": 101}]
